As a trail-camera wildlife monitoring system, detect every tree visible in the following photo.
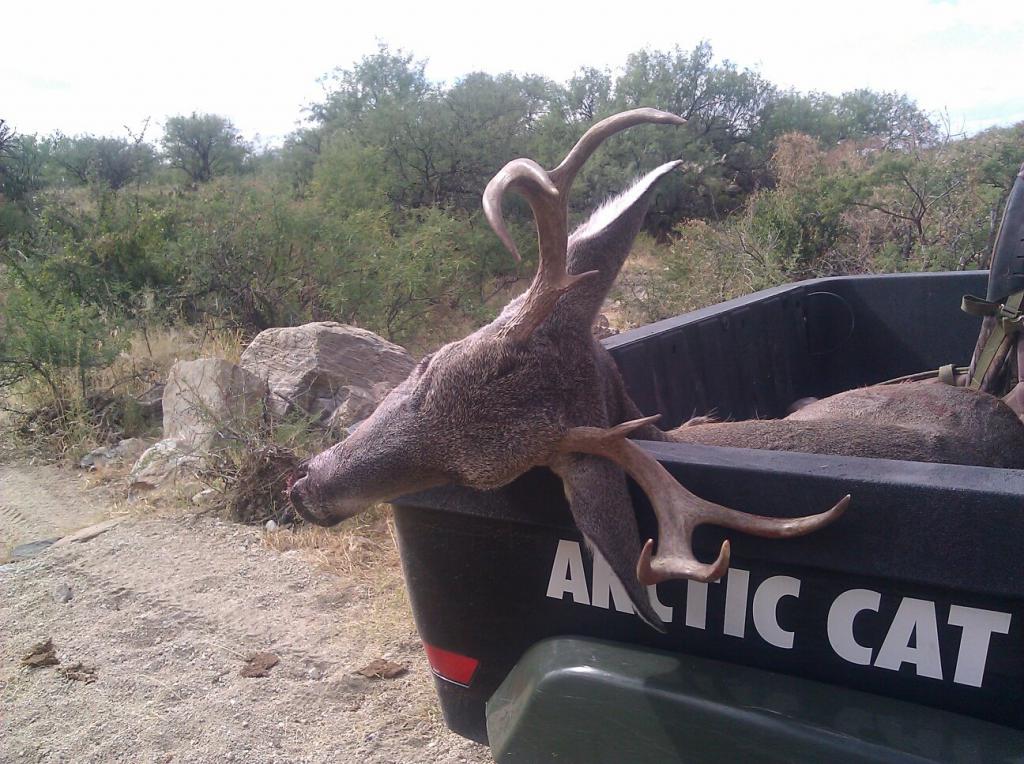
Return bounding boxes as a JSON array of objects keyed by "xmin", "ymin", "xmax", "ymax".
[
  {"xmin": 763, "ymin": 90, "xmax": 936, "ymax": 149},
  {"xmin": 277, "ymin": 126, "xmax": 325, "ymax": 194},
  {"xmin": 49, "ymin": 133, "xmax": 156, "ymax": 190},
  {"xmin": 0, "ymin": 121, "xmax": 47, "ymax": 203},
  {"xmin": 162, "ymin": 113, "xmax": 249, "ymax": 184},
  {"xmin": 0, "ymin": 121, "xmax": 49, "ymax": 241},
  {"xmin": 310, "ymin": 44, "xmax": 433, "ymax": 128},
  {"xmin": 601, "ymin": 43, "xmax": 779, "ymax": 226}
]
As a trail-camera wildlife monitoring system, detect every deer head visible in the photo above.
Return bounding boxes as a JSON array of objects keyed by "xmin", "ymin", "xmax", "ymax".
[{"xmin": 289, "ymin": 108, "xmax": 847, "ymax": 631}]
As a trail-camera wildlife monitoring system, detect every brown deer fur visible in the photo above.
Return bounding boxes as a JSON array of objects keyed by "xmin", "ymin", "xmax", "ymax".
[{"xmin": 289, "ymin": 109, "xmax": 1022, "ymax": 631}]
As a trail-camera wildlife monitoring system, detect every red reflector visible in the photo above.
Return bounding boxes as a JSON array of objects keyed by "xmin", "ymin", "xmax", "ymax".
[{"xmin": 423, "ymin": 642, "xmax": 479, "ymax": 687}]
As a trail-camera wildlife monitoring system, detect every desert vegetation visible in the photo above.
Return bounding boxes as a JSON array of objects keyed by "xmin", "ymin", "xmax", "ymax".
[{"xmin": 1, "ymin": 42, "xmax": 1022, "ymax": 462}]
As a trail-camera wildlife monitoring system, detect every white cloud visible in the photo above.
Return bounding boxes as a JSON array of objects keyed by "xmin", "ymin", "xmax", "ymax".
[{"xmin": 2, "ymin": 0, "xmax": 1022, "ymax": 142}]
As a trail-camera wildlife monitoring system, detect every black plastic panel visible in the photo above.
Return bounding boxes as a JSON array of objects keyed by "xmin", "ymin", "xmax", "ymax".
[
  {"xmin": 392, "ymin": 271, "xmax": 1024, "ymax": 745},
  {"xmin": 604, "ymin": 271, "xmax": 989, "ymax": 425}
]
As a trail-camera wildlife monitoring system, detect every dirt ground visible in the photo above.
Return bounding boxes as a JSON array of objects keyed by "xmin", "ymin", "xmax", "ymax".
[{"xmin": 0, "ymin": 463, "xmax": 491, "ymax": 763}]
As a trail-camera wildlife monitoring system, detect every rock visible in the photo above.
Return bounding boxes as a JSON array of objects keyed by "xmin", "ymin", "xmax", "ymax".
[
  {"xmin": 240, "ymin": 322, "xmax": 414, "ymax": 425},
  {"xmin": 115, "ymin": 437, "xmax": 149, "ymax": 462},
  {"xmin": 240, "ymin": 652, "xmax": 279, "ymax": 678},
  {"xmin": 592, "ymin": 313, "xmax": 619, "ymax": 340},
  {"xmin": 191, "ymin": 488, "xmax": 216, "ymax": 506},
  {"xmin": 356, "ymin": 658, "xmax": 407, "ymax": 679},
  {"xmin": 163, "ymin": 359, "xmax": 267, "ymax": 450},
  {"xmin": 54, "ymin": 583, "xmax": 73, "ymax": 603},
  {"xmin": 9, "ymin": 539, "xmax": 58, "ymax": 561},
  {"xmin": 21, "ymin": 638, "xmax": 59, "ymax": 668},
  {"xmin": 78, "ymin": 437, "xmax": 150, "ymax": 470},
  {"xmin": 264, "ymin": 520, "xmax": 278, "ymax": 532},
  {"xmin": 135, "ymin": 383, "xmax": 165, "ymax": 418},
  {"xmin": 53, "ymin": 518, "xmax": 123, "ymax": 547},
  {"xmin": 128, "ymin": 439, "xmax": 202, "ymax": 490},
  {"xmin": 79, "ymin": 446, "xmax": 117, "ymax": 470},
  {"xmin": 324, "ymin": 382, "xmax": 399, "ymax": 432}
]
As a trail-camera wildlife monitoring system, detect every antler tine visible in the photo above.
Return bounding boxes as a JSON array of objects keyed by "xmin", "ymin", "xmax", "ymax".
[
  {"xmin": 556, "ymin": 418, "xmax": 850, "ymax": 585},
  {"xmin": 549, "ymin": 108, "xmax": 687, "ymax": 192},
  {"xmin": 482, "ymin": 158, "xmax": 558, "ymax": 264},
  {"xmin": 483, "ymin": 108, "xmax": 686, "ymax": 343},
  {"xmin": 484, "ymin": 158, "xmax": 597, "ymax": 340}
]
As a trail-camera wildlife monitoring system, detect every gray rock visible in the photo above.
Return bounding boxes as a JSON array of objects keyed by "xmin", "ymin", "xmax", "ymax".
[
  {"xmin": 191, "ymin": 488, "xmax": 216, "ymax": 506},
  {"xmin": 10, "ymin": 539, "xmax": 57, "ymax": 561},
  {"xmin": 163, "ymin": 358, "xmax": 267, "ymax": 450},
  {"xmin": 135, "ymin": 383, "xmax": 165, "ymax": 417},
  {"xmin": 240, "ymin": 322, "xmax": 414, "ymax": 426},
  {"xmin": 128, "ymin": 439, "xmax": 203, "ymax": 490},
  {"xmin": 264, "ymin": 520, "xmax": 278, "ymax": 532},
  {"xmin": 304, "ymin": 665, "xmax": 323, "ymax": 681},
  {"xmin": 54, "ymin": 583, "xmax": 73, "ymax": 603},
  {"xmin": 115, "ymin": 437, "xmax": 149, "ymax": 461},
  {"xmin": 79, "ymin": 446, "xmax": 117, "ymax": 470},
  {"xmin": 79, "ymin": 437, "xmax": 150, "ymax": 470}
]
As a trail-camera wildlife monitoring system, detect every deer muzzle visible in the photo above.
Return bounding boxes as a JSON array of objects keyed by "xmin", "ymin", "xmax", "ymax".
[
  {"xmin": 287, "ymin": 431, "xmax": 447, "ymax": 526},
  {"xmin": 287, "ymin": 474, "xmax": 371, "ymax": 526}
]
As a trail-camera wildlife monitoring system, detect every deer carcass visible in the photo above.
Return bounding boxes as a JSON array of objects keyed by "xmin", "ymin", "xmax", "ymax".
[
  {"xmin": 289, "ymin": 109, "xmax": 848, "ymax": 632},
  {"xmin": 664, "ymin": 162, "xmax": 1024, "ymax": 469}
]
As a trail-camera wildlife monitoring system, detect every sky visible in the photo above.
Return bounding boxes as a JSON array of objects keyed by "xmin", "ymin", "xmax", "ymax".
[{"xmin": 4, "ymin": 0, "xmax": 1024, "ymax": 146}]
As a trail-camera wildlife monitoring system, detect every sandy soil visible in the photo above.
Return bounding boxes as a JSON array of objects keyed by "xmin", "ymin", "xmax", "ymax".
[
  {"xmin": 0, "ymin": 464, "xmax": 111, "ymax": 560},
  {"xmin": 0, "ymin": 464, "xmax": 491, "ymax": 763}
]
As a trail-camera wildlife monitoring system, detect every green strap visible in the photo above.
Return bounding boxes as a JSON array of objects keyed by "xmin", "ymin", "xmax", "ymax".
[
  {"xmin": 878, "ymin": 366, "xmax": 967, "ymax": 385},
  {"xmin": 962, "ymin": 294, "xmax": 1000, "ymax": 317},
  {"xmin": 966, "ymin": 290, "xmax": 1024, "ymax": 390},
  {"xmin": 937, "ymin": 364, "xmax": 957, "ymax": 385}
]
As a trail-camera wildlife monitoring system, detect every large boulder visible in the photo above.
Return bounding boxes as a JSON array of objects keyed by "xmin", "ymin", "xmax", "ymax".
[
  {"xmin": 240, "ymin": 322, "xmax": 415, "ymax": 427},
  {"xmin": 163, "ymin": 358, "xmax": 267, "ymax": 449}
]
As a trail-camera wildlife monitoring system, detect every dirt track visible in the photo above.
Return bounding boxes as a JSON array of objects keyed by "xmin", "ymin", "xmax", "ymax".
[
  {"xmin": 0, "ymin": 464, "xmax": 110, "ymax": 560},
  {"xmin": 0, "ymin": 465, "xmax": 490, "ymax": 763}
]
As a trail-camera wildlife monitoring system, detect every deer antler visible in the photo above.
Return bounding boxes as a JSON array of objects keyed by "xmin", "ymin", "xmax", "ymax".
[
  {"xmin": 556, "ymin": 416, "xmax": 850, "ymax": 584},
  {"xmin": 483, "ymin": 108, "xmax": 686, "ymax": 342}
]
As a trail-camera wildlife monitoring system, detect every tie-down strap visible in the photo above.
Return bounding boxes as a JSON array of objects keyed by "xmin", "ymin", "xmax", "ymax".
[{"xmin": 963, "ymin": 290, "xmax": 1024, "ymax": 390}]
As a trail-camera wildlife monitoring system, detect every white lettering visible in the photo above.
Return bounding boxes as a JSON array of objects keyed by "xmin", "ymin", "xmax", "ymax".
[
  {"xmin": 875, "ymin": 598, "xmax": 943, "ymax": 680},
  {"xmin": 591, "ymin": 549, "xmax": 634, "ymax": 614},
  {"xmin": 685, "ymin": 580, "xmax": 711, "ymax": 629},
  {"xmin": 752, "ymin": 576, "xmax": 801, "ymax": 649},
  {"xmin": 948, "ymin": 605, "xmax": 1012, "ymax": 688},
  {"xmin": 546, "ymin": 540, "xmax": 590, "ymax": 605},
  {"xmin": 647, "ymin": 586, "xmax": 674, "ymax": 622},
  {"xmin": 828, "ymin": 589, "xmax": 881, "ymax": 666},
  {"xmin": 723, "ymin": 568, "xmax": 750, "ymax": 638}
]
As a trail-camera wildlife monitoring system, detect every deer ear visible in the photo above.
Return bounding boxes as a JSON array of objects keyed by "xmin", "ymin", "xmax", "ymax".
[
  {"xmin": 551, "ymin": 453, "xmax": 667, "ymax": 633},
  {"xmin": 564, "ymin": 160, "xmax": 683, "ymax": 311},
  {"xmin": 570, "ymin": 160, "xmax": 682, "ymax": 248}
]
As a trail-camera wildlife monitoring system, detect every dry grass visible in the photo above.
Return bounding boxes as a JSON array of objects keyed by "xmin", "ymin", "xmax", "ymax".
[
  {"xmin": 606, "ymin": 233, "xmax": 669, "ymax": 331},
  {"xmin": 0, "ymin": 323, "xmax": 248, "ymax": 462},
  {"xmin": 260, "ymin": 504, "xmax": 415, "ymax": 641},
  {"xmin": 98, "ymin": 324, "xmax": 247, "ymax": 395},
  {"xmin": 262, "ymin": 504, "xmax": 398, "ymax": 580}
]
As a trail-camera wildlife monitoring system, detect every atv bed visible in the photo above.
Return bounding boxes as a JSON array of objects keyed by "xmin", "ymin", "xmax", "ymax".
[{"xmin": 393, "ymin": 271, "xmax": 1024, "ymax": 761}]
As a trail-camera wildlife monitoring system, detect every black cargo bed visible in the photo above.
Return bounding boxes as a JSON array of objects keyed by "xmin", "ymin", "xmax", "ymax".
[{"xmin": 393, "ymin": 271, "xmax": 1024, "ymax": 744}]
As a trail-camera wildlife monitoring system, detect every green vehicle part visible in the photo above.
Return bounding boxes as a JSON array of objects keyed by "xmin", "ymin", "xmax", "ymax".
[{"xmin": 487, "ymin": 638, "xmax": 1024, "ymax": 763}]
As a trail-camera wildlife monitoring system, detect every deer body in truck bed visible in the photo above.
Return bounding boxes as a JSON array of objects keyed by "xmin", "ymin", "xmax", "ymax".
[
  {"xmin": 664, "ymin": 382, "xmax": 1024, "ymax": 469},
  {"xmin": 288, "ymin": 109, "xmax": 1024, "ymax": 632}
]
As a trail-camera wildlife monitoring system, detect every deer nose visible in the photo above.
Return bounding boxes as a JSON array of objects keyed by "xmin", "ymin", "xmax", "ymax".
[
  {"xmin": 288, "ymin": 474, "xmax": 356, "ymax": 526},
  {"xmin": 287, "ymin": 476, "xmax": 326, "ymax": 525},
  {"xmin": 287, "ymin": 476, "xmax": 308, "ymax": 512}
]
